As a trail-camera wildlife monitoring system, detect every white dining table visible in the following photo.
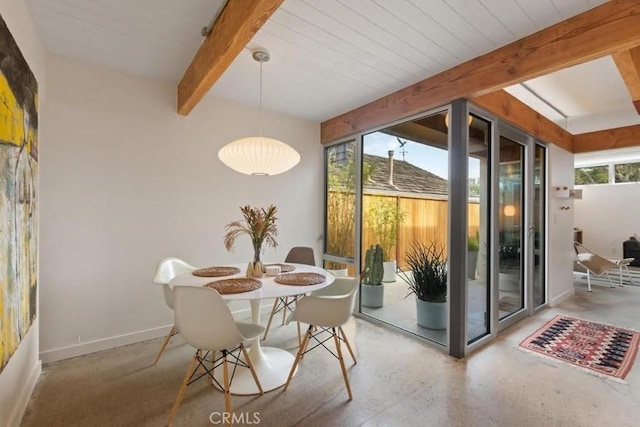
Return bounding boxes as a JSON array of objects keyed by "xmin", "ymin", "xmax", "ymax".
[{"xmin": 169, "ymin": 263, "xmax": 334, "ymax": 395}]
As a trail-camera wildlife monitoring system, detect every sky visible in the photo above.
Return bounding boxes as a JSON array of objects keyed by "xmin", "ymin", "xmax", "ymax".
[{"xmin": 363, "ymin": 131, "xmax": 481, "ymax": 180}]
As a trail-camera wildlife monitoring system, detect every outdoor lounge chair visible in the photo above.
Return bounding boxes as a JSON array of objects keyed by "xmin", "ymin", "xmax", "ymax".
[{"xmin": 573, "ymin": 242, "xmax": 618, "ymax": 292}]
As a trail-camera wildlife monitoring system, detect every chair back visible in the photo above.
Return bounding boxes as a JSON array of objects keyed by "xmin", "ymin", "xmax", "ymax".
[
  {"xmin": 173, "ymin": 286, "xmax": 243, "ymax": 351},
  {"xmin": 292, "ymin": 278, "xmax": 358, "ymax": 327},
  {"xmin": 574, "ymin": 242, "xmax": 616, "ymax": 275},
  {"xmin": 284, "ymin": 247, "xmax": 316, "ymax": 266},
  {"xmin": 153, "ymin": 257, "xmax": 196, "ymax": 309}
]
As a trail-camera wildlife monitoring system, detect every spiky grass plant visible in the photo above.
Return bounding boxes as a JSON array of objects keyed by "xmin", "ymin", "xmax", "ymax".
[
  {"xmin": 399, "ymin": 241, "xmax": 447, "ymax": 303},
  {"xmin": 223, "ymin": 205, "xmax": 278, "ymax": 263}
]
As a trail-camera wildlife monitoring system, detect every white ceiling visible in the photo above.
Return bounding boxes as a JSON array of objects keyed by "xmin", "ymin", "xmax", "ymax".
[
  {"xmin": 26, "ymin": 0, "xmax": 634, "ymax": 137},
  {"xmin": 505, "ymin": 56, "xmax": 640, "ymax": 135}
]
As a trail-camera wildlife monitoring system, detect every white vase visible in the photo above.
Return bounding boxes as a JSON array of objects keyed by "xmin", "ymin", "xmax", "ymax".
[
  {"xmin": 382, "ymin": 260, "xmax": 396, "ymax": 282},
  {"xmin": 361, "ymin": 283, "xmax": 384, "ymax": 308},
  {"xmin": 416, "ymin": 298, "xmax": 447, "ymax": 330}
]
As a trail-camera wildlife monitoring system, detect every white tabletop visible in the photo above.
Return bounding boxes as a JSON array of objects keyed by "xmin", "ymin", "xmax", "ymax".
[{"xmin": 169, "ymin": 263, "xmax": 334, "ymax": 300}]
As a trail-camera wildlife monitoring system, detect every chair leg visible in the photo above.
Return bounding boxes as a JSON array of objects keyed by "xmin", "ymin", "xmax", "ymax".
[
  {"xmin": 167, "ymin": 350, "xmax": 198, "ymax": 426},
  {"xmin": 296, "ymin": 322, "xmax": 302, "ymax": 347},
  {"xmin": 240, "ymin": 344, "xmax": 263, "ymax": 395},
  {"xmin": 587, "ymin": 271, "xmax": 592, "ymax": 292},
  {"xmin": 263, "ymin": 299, "xmax": 280, "ymax": 340},
  {"xmin": 282, "ymin": 297, "xmax": 289, "ymax": 325},
  {"xmin": 332, "ymin": 328, "xmax": 353, "ymax": 401},
  {"xmin": 153, "ymin": 325, "xmax": 176, "ymax": 366},
  {"xmin": 284, "ymin": 326, "xmax": 311, "ymax": 391},
  {"xmin": 339, "ymin": 326, "xmax": 357, "ymax": 365},
  {"xmin": 222, "ymin": 351, "xmax": 232, "ymax": 421}
]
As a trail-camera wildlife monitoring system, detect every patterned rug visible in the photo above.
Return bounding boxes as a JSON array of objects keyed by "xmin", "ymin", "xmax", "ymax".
[{"xmin": 519, "ymin": 314, "xmax": 640, "ymax": 380}]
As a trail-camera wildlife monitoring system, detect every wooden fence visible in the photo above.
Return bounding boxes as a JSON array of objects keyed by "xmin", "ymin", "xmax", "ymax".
[{"xmin": 328, "ymin": 192, "xmax": 480, "ymax": 271}]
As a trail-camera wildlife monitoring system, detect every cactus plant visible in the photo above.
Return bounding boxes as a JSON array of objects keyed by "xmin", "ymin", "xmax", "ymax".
[{"xmin": 363, "ymin": 244, "xmax": 384, "ymax": 285}]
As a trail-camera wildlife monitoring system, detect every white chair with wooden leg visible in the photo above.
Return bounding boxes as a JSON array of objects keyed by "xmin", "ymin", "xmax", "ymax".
[
  {"xmin": 263, "ymin": 246, "xmax": 315, "ymax": 341},
  {"xmin": 283, "ymin": 278, "xmax": 358, "ymax": 400},
  {"xmin": 152, "ymin": 257, "xmax": 196, "ymax": 366},
  {"xmin": 167, "ymin": 286, "xmax": 264, "ymax": 426}
]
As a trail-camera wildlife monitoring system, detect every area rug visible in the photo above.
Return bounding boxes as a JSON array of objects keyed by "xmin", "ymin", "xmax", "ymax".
[{"xmin": 519, "ymin": 314, "xmax": 640, "ymax": 380}]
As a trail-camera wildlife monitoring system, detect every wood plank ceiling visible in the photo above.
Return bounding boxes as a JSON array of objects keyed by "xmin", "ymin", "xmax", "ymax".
[
  {"xmin": 26, "ymin": 0, "xmax": 640, "ymax": 153},
  {"xmin": 319, "ymin": 0, "xmax": 640, "ymax": 153}
]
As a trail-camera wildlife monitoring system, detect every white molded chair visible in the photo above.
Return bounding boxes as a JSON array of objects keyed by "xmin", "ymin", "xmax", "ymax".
[
  {"xmin": 152, "ymin": 257, "xmax": 196, "ymax": 365},
  {"xmin": 284, "ymin": 278, "xmax": 358, "ymax": 400},
  {"xmin": 167, "ymin": 286, "xmax": 264, "ymax": 426},
  {"xmin": 263, "ymin": 246, "xmax": 316, "ymax": 341}
]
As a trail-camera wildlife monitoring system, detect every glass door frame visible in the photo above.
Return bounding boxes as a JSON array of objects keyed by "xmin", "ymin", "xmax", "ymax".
[{"xmin": 321, "ymin": 101, "xmax": 549, "ymax": 357}]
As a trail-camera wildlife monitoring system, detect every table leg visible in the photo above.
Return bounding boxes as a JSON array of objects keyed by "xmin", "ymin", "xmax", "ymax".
[{"xmin": 213, "ymin": 299, "xmax": 297, "ymax": 395}]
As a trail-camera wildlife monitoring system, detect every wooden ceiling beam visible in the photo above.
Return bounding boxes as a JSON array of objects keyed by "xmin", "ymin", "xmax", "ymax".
[
  {"xmin": 321, "ymin": 0, "xmax": 640, "ymax": 144},
  {"xmin": 573, "ymin": 125, "xmax": 640, "ymax": 153},
  {"xmin": 612, "ymin": 47, "xmax": 640, "ymax": 114},
  {"xmin": 471, "ymin": 90, "xmax": 574, "ymax": 152},
  {"xmin": 177, "ymin": 0, "xmax": 284, "ymax": 115}
]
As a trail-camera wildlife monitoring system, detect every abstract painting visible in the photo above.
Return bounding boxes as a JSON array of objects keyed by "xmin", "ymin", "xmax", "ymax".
[{"xmin": 0, "ymin": 13, "xmax": 38, "ymax": 374}]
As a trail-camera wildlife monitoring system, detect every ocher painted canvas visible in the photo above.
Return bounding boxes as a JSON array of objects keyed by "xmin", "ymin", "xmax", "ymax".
[{"xmin": 0, "ymin": 13, "xmax": 38, "ymax": 374}]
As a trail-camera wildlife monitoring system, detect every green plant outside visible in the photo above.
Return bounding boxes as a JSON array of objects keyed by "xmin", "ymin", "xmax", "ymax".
[
  {"xmin": 399, "ymin": 241, "xmax": 447, "ymax": 303},
  {"xmin": 467, "ymin": 234, "xmax": 479, "ymax": 251},
  {"xmin": 362, "ymin": 244, "xmax": 384, "ymax": 286},
  {"xmin": 325, "ymin": 145, "xmax": 372, "ymax": 269},
  {"xmin": 364, "ymin": 197, "xmax": 406, "ymax": 261}
]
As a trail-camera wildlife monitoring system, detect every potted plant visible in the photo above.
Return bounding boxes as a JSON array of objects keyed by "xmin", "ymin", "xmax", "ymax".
[
  {"xmin": 399, "ymin": 241, "xmax": 447, "ymax": 330},
  {"xmin": 364, "ymin": 197, "xmax": 406, "ymax": 282},
  {"xmin": 223, "ymin": 204, "xmax": 278, "ymax": 276},
  {"xmin": 361, "ymin": 244, "xmax": 384, "ymax": 308},
  {"xmin": 467, "ymin": 233, "xmax": 479, "ymax": 280}
]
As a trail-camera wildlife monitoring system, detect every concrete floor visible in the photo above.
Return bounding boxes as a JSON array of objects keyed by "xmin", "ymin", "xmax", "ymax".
[{"xmin": 22, "ymin": 280, "xmax": 640, "ymax": 427}]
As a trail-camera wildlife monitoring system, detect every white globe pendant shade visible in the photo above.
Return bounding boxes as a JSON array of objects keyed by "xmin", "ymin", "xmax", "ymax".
[{"xmin": 218, "ymin": 136, "xmax": 301, "ymax": 176}]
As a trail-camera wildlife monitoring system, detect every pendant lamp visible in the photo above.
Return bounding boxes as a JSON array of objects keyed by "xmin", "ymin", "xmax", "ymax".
[
  {"xmin": 218, "ymin": 49, "xmax": 300, "ymax": 176},
  {"xmin": 444, "ymin": 111, "xmax": 473, "ymax": 128}
]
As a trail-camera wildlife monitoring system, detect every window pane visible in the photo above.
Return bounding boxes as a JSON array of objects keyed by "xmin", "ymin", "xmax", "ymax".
[
  {"xmin": 361, "ymin": 111, "xmax": 449, "ymax": 347},
  {"xmin": 614, "ymin": 162, "xmax": 640, "ymax": 183},
  {"xmin": 574, "ymin": 166, "xmax": 608, "ymax": 185},
  {"xmin": 325, "ymin": 142, "xmax": 356, "ymax": 262},
  {"xmin": 467, "ymin": 115, "xmax": 491, "ymax": 344}
]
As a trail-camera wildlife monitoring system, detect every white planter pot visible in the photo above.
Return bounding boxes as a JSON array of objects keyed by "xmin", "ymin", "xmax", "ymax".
[
  {"xmin": 382, "ymin": 260, "xmax": 396, "ymax": 282},
  {"xmin": 361, "ymin": 283, "xmax": 384, "ymax": 308},
  {"xmin": 416, "ymin": 298, "xmax": 447, "ymax": 330},
  {"xmin": 467, "ymin": 251, "xmax": 479, "ymax": 280}
]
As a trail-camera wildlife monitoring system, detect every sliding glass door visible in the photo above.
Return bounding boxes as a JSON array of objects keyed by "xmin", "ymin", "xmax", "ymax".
[
  {"xmin": 322, "ymin": 100, "xmax": 548, "ymax": 357},
  {"xmin": 497, "ymin": 135, "xmax": 525, "ymax": 322}
]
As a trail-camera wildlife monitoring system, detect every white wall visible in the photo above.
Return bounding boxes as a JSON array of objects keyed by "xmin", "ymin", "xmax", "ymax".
[
  {"xmin": 547, "ymin": 144, "xmax": 576, "ymax": 306},
  {"xmin": 39, "ymin": 54, "xmax": 322, "ymax": 362},
  {"xmin": 574, "ymin": 183, "xmax": 640, "ymax": 258},
  {"xmin": 0, "ymin": 1, "xmax": 45, "ymax": 425}
]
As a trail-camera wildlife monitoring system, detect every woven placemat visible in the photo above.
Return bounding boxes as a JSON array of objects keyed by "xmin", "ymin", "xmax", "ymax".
[
  {"xmin": 205, "ymin": 278, "xmax": 262, "ymax": 294},
  {"xmin": 263, "ymin": 263, "xmax": 296, "ymax": 273},
  {"xmin": 192, "ymin": 266, "xmax": 240, "ymax": 277},
  {"xmin": 275, "ymin": 272, "xmax": 326, "ymax": 286}
]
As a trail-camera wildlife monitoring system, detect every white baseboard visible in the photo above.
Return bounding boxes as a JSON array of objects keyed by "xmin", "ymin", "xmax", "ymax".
[
  {"xmin": 9, "ymin": 359, "xmax": 41, "ymax": 427},
  {"xmin": 39, "ymin": 303, "xmax": 266, "ymax": 364},
  {"xmin": 549, "ymin": 288, "xmax": 575, "ymax": 307}
]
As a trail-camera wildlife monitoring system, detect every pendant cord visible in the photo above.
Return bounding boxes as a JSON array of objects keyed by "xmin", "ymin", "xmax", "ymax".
[{"xmin": 259, "ymin": 60, "xmax": 263, "ymax": 138}]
